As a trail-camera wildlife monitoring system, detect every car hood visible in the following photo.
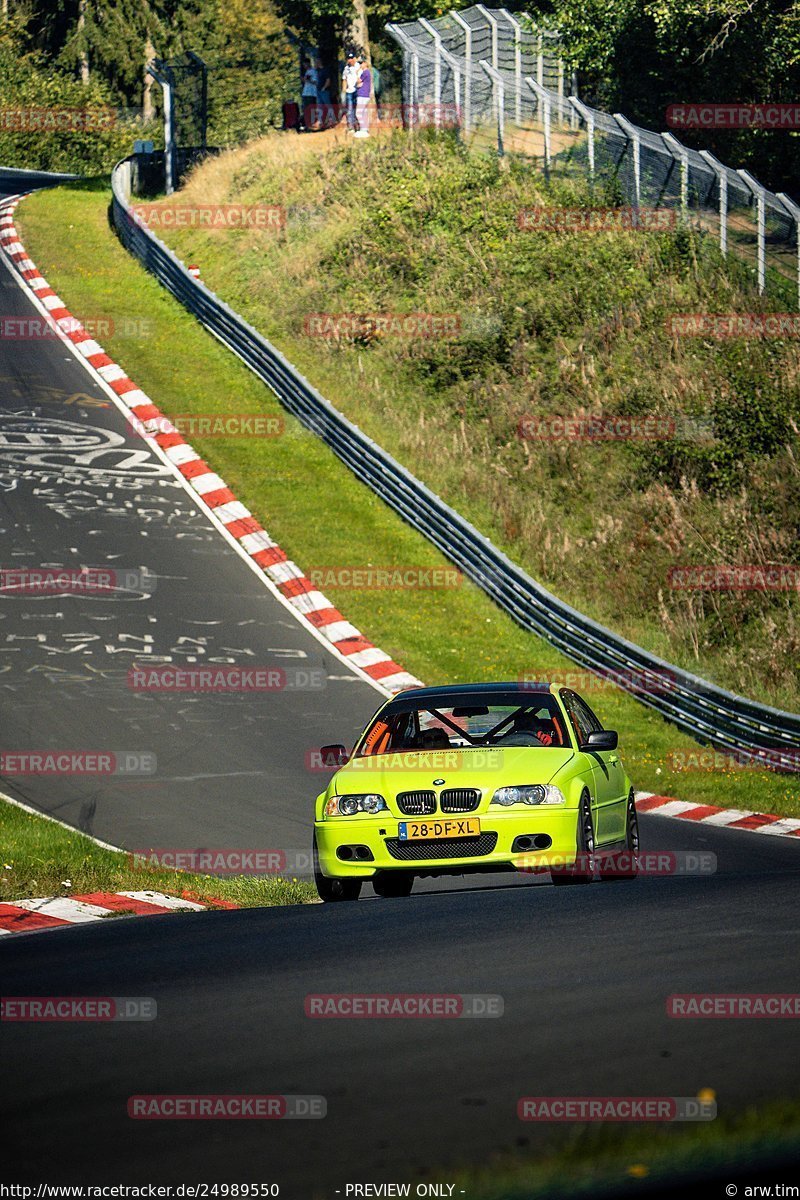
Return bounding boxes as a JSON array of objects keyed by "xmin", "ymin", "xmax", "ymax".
[{"xmin": 332, "ymin": 746, "xmax": 576, "ymax": 793}]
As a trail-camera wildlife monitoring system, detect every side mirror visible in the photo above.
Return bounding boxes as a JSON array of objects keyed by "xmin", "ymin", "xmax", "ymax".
[
  {"xmin": 320, "ymin": 743, "xmax": 349, "ymax": 768},
  {"xmin": 582, "ymin": 730, "xmax": 618, "ymax": 752}
]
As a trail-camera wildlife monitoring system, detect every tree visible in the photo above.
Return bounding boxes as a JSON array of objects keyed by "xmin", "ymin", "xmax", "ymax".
[{"xmin": 546, "ymin": 0, "xmax": 800, "ymax": 194}]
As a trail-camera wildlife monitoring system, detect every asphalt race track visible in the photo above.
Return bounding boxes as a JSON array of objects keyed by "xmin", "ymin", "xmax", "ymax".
[
  {"xmin": 3, "ymin": 815, "xmax": 800, "ymax": 1192},
  {"xmin": 2, "ymin": 173, "xmax": 800, "ymax": 1194}
]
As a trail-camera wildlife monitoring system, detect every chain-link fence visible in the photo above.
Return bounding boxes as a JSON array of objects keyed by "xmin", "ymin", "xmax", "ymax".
[{"xmin": 386, "ymin": 6, "xmax": 800, "ymax": 308}]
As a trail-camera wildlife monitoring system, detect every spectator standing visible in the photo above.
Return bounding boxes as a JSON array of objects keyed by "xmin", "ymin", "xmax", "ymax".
[
  {"xmin": 354, "ymin": 57, "xmax": 371, "ymax": 138},
  {"xmin": 342, "ymin": 51, "xmax": 360, "ymax": 132},
  {"xmin": 316, "ymin": 57, "xmax": 331, "ymax": 104},
  {"xmin": 301, "ymin": 57, "xmax": 318, "ymax": 129}
]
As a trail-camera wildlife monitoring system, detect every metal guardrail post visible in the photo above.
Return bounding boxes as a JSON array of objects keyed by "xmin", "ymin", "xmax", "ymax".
[
  {"xmin": 699, "ymin": 149, "xmax": 728, "ymax": 258},
  {"xmin": 738, "ymin": 168, "xmax": 766, "ymax": 294},
  {"xmin": 662, "ymin": 131, "xmax": 689, "ymax": 219},
  {"xmin": 525, "ymin": 77, "xmax": 551, "ymax": 171},
  {"xmin": 777, "ymin": 191, "xmax": 800, "ymax": 311},
  {"xmin": 480, "ymin": 60, "xmax": 504, "ymax": 156},
  {"xmin": 475, "ymin": 4, "xmax": 498, "ymax": 69},
  {"xmin": 500, "ymin": 9, "xmax": 524, "ymax": 124},
  {"xmin": 614, "ymin": 113, "xmax": 641, "ymax": 210},
  {"xmin": 450, "ymin": 10, "xmax": 473, "ymax": 131},
  {"xmin": 569, "ymin": 96, "xmax": 595, "ymax": 182}
]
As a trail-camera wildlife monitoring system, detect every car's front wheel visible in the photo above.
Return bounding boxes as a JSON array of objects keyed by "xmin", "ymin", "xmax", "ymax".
[
  {"xmin": 372, "ymin": 872, "xmax": 414, "ymax": 898},
  {"xmin": 313, "ymin": 837, "xmax": 362, "ymax": 902},
  {"xmin": 551, "ymin": 790, "xmax": 594, "ymax": 885}
]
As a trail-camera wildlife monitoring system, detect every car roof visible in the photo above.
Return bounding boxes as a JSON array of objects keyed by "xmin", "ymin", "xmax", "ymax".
[{"xmin": 387, "ymin": 682, "xmax": 557, "ymax": 703}]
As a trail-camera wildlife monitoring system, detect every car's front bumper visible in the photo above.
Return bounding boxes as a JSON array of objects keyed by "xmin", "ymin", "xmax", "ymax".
[{"xmin": 314, "ymin": 809, "xmax": 580, "ymax": 877}]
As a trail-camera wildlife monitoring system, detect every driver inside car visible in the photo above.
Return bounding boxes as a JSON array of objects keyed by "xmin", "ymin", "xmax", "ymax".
[{"xmin": 499, "ymin": 709, "xmax": 560, "ymax": 747}]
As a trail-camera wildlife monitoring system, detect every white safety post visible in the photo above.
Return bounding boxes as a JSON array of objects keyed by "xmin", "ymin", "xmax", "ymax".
[
  {"xmin": 501, "ymin": 9, "xmax": 524, "ymax": 124},
  {"xmin": 419, "ymin": 18, "xmax": 443, "ymax": 129},
  {"xmin": 450, "ymin": 9, "xmax": 473, "ymax": 131},
  {"xmin": 480, "ymin": 60, "xmax": 504, "ymax": 156},
  {"xmin": 569, "ymin": 96, "xmax": 595, "ymax": 183},
  {"xmin": 777, "ymin": 191, "xmax": 800, "ymax": 311},
  {"xmin": 474, "ymin": 3, "xmax": 501, "ymax": 70},
  {"xmin": 614, "ymin": 113, "xmax": 641, "ymax": 212},
  {"xmin": 662, "ymin": 131, "xmax": 689, "ymax": 220},
  {"xmin": 525, "ymin": 76, "xmax": 551, "ymax": 171},
  {"xmin": 738, "ymin": 168, "xmax": 766, "ymax": 294},
  {"xmin": 386, "ymin": 24, "xmax": 420, "ymax": 132},
  {"xmin": 439, "ymin": 43, "xmax": 463, "ymax": 134},
  {"xmin": 699, "ymin": 149, "xmax": 728, "ymax": 258}
]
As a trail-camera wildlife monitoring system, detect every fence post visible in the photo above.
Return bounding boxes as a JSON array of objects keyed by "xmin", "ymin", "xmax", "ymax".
[
  {"xmin": 661, "ymin": 131, "xmax": 689, "ymax": 219},
  {"xmin": 450, "ymin": 9, "xmax": 472, "ymax": 131},
  {"xmin": 419, "ymin": 18, "xmax": 443, "ymax": 129},
  {"xmin": 570, "ymin": 71, "xmax": 579, "ymax": 129},
  {"xmin": 569, "ymin": 96, "xmax": 595, "ymax": 184},
  {"xmin": 737, "ymin": 168, "xmax": 766, "ymax": 294},
  {"xmin": 614, "ymin": 113, "xmax": 641, "ymax": 211},
  {"xmin": 777, "ymin": 192, "xmax": 800, "ymax": 311},
  {"xmin": 147, "ymin": 63, "xmax": 174, "ymax": 195},
  {"xmin": 475, "ymin": 4, "xmax": 498, "ymax": 69},
  {"xmin": 500, "ymin": 8, "xmax": 524, "ymax": 124},
  {"xmin": 385, "ymin": 24, "xmax": 420, "ymax": 132},
  {"xmin": 480, "ymin": 60, "xmax": 504, "ymax": 156},
  {"xmin": 699, "ymin": 149, "xmax": 728, "ymax": 258},
  {"xmin": 536, "ymin": 31, "xmax": 544, "ymax": 87},
  {"xmin": 439, "ymin": 43, "xmax": 463, "ymax": 136},
  {"xmin": 525, "ymin": 76, "xmax": 551, "ymax": 173}
]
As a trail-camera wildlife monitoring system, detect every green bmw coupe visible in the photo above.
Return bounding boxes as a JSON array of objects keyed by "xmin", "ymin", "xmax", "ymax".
[{"xmin": 312, "ymin": 681, "xmax": 639, "ymax": 900}]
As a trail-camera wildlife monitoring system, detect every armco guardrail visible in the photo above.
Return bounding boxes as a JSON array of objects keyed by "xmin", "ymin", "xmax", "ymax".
[{"xmin": 110, "ymin": 156, "xmax": 800, "ymax": 770}]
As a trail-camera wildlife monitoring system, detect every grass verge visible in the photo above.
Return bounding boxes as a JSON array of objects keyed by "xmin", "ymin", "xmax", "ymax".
[
  {"xmin": 13, "ymin": 177, "xmax": 800, "ymax": 818},
  {"xmin": 0, "ymin": 795, "xmax": 315, "ymax": 907},
  {"xmin": 455, "ymin": 1098, "xmax": 800, "ymax": 1198}
]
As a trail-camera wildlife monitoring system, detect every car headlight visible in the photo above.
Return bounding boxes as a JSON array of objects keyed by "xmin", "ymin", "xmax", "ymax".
[
  {"xmin": 491, "ymin": 785, "xmax": 566, "ymax": 806},
  {"xmin": 325, "ymin": 793, "xmax": 388, "ymax": 816}
]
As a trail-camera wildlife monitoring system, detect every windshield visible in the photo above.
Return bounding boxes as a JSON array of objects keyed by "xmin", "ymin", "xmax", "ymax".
[{"xmin": 355, "ymin": 694, "xmax": 570, "ymax": 757}]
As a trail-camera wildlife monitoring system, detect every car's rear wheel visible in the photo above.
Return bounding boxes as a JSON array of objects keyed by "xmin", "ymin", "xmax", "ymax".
[
  {"xmin": 372, "ymin": 872, "xmax": 414, "ymax": 898},
  {"xmin": 313, "ymin": 837, "xmax": 362, "ymax": 902},
  {"xmin": 599, "ymin": 790, "xmax": 639, "ymax": 882},
  {"xmin": 551, "ymin": 790, "xmax": 594, "ymax": 885}
]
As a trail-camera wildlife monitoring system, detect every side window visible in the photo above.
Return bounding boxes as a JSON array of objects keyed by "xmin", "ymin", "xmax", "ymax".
[
  {"xmin": 560, "ymin": 691, "xmax": 586, "ymax": 746},
  {"xmin": 572, "ymin": 694, "xmax": 604, "ymax": 737},
  {"xmin": 560, "ymin": 691, "xmax": 599, "ymax": 747}
]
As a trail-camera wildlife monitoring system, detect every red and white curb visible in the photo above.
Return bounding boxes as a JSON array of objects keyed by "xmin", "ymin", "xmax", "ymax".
[
  {"xmin": 636, "ymin": 792, "xmax": 800, "ymax": 838},
  {"xmin": 0, "ymin": 890, "xmax": 223, "ymax": 935},
  {"xmin": 0, "ymin": 196, "xmax": 421, "ymax": 696}
]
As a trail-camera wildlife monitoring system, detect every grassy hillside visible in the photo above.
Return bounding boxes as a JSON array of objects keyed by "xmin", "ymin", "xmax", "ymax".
[{"xmin": 149, "ymin": 128, "xmax": 800, "ymax": 714}]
